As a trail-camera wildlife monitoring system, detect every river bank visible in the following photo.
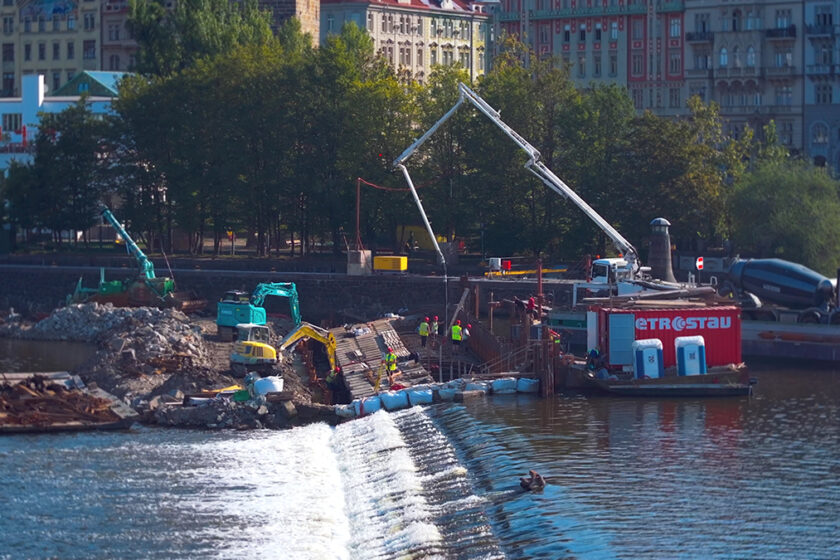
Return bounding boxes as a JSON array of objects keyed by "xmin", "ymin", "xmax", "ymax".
[{"xmin": 0, "ymin": 303, "xmax": 338, "ymax": 430}]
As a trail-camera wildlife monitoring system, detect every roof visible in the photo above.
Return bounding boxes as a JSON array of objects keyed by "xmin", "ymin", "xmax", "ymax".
[{"xmin": 51, "ymin": 71, "xmax": 132, "ymax": 97}]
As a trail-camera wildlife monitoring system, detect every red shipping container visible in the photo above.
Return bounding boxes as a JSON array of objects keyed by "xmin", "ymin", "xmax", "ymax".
[
  {"xmin": 502, "ymin": 260, "xmax": 512, "ymax": 271},
  {"xmin": 595, "ymin": 306, "xmax": 741, "ymax": 368}
]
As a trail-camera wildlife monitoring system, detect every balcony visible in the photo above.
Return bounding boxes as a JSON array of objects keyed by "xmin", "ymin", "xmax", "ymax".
[
  {"xmin": 806, "ymin": 24, "xmax": 835, "ymax": 37},
  {"xmin": 807, "ymin": 64, "xmax": 837, "ymax": 76},
  {"xmin": 686, "ymin": 31, "xmax": 714, "ymax": 42},
  {"xmin": 686, "ymin": 68, "xmax": 713, "ymax": 78},
  {"xmin": 766, "ymin": 25, "xmax": 796, "ymax": 39},
  {"xmin": 765, "ymin": 65, "xmax": 797, "ymax": 77},
  {"xmin": 657, "ymin": 1, "xmax": 684, "ymax": 13}
]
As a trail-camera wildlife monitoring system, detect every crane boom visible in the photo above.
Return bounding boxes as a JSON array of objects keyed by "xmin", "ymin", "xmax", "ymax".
[
  {"xmin": 100, "ymin": 206, "xmax": 155, "ymax": 280},
  {"xmin": 395, "ymin": 82, "xmax": 640, "ymax": 273}
]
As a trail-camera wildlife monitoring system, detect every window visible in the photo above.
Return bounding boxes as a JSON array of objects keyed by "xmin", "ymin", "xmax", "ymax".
[
  {"xmin": 442, "ymin": 48, "xmax": 453, "ymax": 65},
  {"xmin": 578, "ymin": 55, "xmax": 585, "ymax": 77},
  {"xmin": 669, "ymin": 52, "xmax": 681, "ymax": 73},
  {"xmin": 67, "ymin": 41, "xmax": 74, "ymax": 59},
  {"xmin": 52, "ymin": 41, "xmax": 59, "ymax": 60},
  {"xmin": 669, "ymin": 88, "xmax": 681, "ymax": 108},
  {"xmin": 719, "ymin": 48, "xmax": 728, "ymax": 67},
  {"xmin": 632, "ymin": 52, "xmax": 643, "ymax": 75},
  {"xmin": 38, "ymin": 42, "xmax": 45, "ymax": 60},
  {"xmin": 83, "ymin": 39, "xmax": 95, "ymax": 59},
  {"xmin": 779, "ymin": 121, "xmax": 793, "ymax": 145},
  {"xmin": 732, "ymin": 46, "xmax": 740, "ymax": 67},
  {"xmin": 816, "ymin": 6, "xmax": 834, "ymax": 27},
  {"xmin": 819, "ymin": 46, "xmax": 833, "ymax": 65},
  {"xmin": 52, "ymin": 71, "xmax": 60, "ymax": 90},
  {"xmin": 52, "ymin": 14, "xmax": 59, "ymax": 31},
  {"xmin": 775, "ymin": 85, "xmax": 793, "ymax": 105},
  {"xmin": 38, "ymin": 16, "xmax": 45, "ymax": 32},
  {"xmin": 670, "ymin": 18, "xmax": 680, "ymax": 38},
  {"xmin": 695, "ymin": 13, "xmax": 709, "ymax": 33},
  {"xmin": 689, "ymin": 85, "xmax": 706, "ymax": 101},
  {"xmin": 326, "ymin": 15, "xmax": 333, "ymax": 33},
  {"xmin": 632, "ymin": 19, "xmax": 643, "ymax": 40},
  {"xmin": 430, "ymin": 46, "xmax": 437, "ymax": 65},
  {"xmin": 595, "ymin": 23, "xmax": 602, "ymax": 42},
  {"xmin": 563, "ymin": 24, "xmax": 570, "ymax": 42},
  {"xmin": 594, "ymin": 55, "xmax": 601, "ymax": 77},
  {"xmin": 609, "ymin": 53, "xmax": 617, "ymax": 76},
  {"xmin": 66, "ymin": 70, "xmax": 74, "ymax": 82},
  {"xmin": 610, "ymin": 22, "xmax": 618, "ymax": 40},
  {"xmin": 775, "ymin": 9, "xmax": 791, "ymax": 28},
  {"xmin": 1, "ymin": 72, "xmax": 12, "ymax": 96},
  {"xmin": 539, "ymin": 25, "xmax": 548, "ymax": 43},
  {"xmin": 632, "ymin": 88, "xmax": 643, "ymax": 109},
  {"xmin": 2, "ymin": 16, "xmax": 12, "ymax": 33},
  {"xmin": 84, "ymin": 13, "xmax": 94, "ymax": 31},
  {"xmin": 23, "ymin": 18, "xmax": 30, "ymax": 33},
  {"xmin": 24, "ymin": 43, "xmax": 30, "ymax": 61},
  {"xmin": 816, "ymin": 84, "xmax": 832, "ymax": 104},
  {"xmin": 579, "ymin": 24, "xmax": 586, "ymax": 42},
  {"xmin": 67, "ymin": 15, "xmax": 75, "ymax": 30},
  {"xmin": 478, "ymin": 50, "xmax": 484, "ymax": 71},
  {"xmin": 2, "ymin": 113, "xmax": 21, "ymax": 132},
  {"xmin": 417, "ymin": 47, "xmax": 423, "ymax": 67},
  {"xmin": 732, "ymin": 10, "xmax": 741, "ymax": 32},
  {"xmin": 1, "ymin": 42, "xmax": 12, "ymax": 62},
  {"xmin": 459, "ymin": 51, "xmax": 468, "ymax": 68},
  {"xmin": 109, "ymin": 54, "xmax": 120, "ymax": 70},
  {"xmin": 367, "ymin": 13, "xmax": 373, "ymax": 31},
  {"xmin": 813, "ymin": 123, "xmax": 829, "ymax": 144},
  {"xmin": 746, "ymin": 46, "xmax": 756, "ymax": 67},
  {"xmin": 775, "ymin": 49, "xmax": 792, "ymax": 67},
  {"xmin": 381, "ymin": 15, "xmax": 386, "ymax": 33}
]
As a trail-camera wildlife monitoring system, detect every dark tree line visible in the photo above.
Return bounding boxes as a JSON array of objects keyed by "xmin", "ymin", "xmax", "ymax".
[{"xmin": 2, "ymin": 1, "xmax": 840, "ymax": 274}]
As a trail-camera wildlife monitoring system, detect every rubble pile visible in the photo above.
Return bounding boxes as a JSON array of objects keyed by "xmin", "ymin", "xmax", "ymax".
[{"xmin": 0, "ymin": 375, "xmax": 122, "ymax": 429}]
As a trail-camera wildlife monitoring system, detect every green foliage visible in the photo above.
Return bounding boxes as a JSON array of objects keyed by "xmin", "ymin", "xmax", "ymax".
[
  {"xmin": 127, "ymin": 0, "xmax": 273, "ymax": 75},
  {"xmin": 729, "ymin": 159, "xmax": 840, "ymax": 274}
]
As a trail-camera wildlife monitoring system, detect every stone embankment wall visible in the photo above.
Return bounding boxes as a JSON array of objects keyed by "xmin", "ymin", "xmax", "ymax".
[{"xmin": 0, "ymin": 263, "xmax": 574, "ymax": 320}]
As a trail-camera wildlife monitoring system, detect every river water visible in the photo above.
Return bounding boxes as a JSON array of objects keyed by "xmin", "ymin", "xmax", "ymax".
[{"xmin": 1, "ymin": 360, "xmax": 839, "ymax": 559}]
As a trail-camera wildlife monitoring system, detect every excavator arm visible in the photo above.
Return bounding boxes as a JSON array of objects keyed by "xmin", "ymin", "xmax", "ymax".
[
  {"xmin": 100, "ymin": 206, "xmax": 156, "ymax": 280},
  {"xmin": 250, "ymin": 282, "xmax": 302, "ymax": 326},
  {"xmin": 277, "ymin": 322, "xmax": 337, "ymax": 372},
  {"xmin": 394, "ymin": 82, "xmax": 640, "ymax": 275}
]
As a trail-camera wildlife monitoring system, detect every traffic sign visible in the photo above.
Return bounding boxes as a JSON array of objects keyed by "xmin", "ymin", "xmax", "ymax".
[{"xmin": 696, "ymin": 256, "xmax": 704, "ymax": 270}]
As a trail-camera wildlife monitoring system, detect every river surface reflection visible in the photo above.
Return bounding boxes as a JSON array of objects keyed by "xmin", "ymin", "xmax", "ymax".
[{"xmin": 0, "ymin": 358, "xmax": 838, "ymax": 559}]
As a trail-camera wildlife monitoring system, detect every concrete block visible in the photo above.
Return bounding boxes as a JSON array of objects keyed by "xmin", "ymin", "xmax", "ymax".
[{"xmin": 454, "ymin": 390, "xmax": 486, "ymax": 403}]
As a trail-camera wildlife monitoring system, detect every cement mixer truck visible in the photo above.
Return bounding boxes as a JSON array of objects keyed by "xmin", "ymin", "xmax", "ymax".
[{"xmin": 718, "ymin": 258, "xmax": 839, "ymax": 324}]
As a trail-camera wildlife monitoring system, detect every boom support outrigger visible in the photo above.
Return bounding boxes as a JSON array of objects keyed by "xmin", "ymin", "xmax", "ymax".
[{"xmin": 393, "ymin": 82, "xmax": 641, "ymax": 276}]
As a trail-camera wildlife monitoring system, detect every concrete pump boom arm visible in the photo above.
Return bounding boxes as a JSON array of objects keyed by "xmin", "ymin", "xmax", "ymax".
[
  {"xmin": 100, "ymin": 205, "xmax": 156, "ymax": 280},
  {"xmin": 394, "ymin": 82, "xmax": 640, "ymax": 273}
]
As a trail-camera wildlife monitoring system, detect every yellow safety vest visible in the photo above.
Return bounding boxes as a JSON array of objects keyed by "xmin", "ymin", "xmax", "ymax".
[
  {"xmin": 451, "ymin": 325, "xmax": 462, "ymax": 341},
  {"xmin": 419, "ymin": 322, "xmax": 429, "ymax": 336},
  {"xmin": 385, "ymin": 352, "xmax": 397, "ymax": 371}
]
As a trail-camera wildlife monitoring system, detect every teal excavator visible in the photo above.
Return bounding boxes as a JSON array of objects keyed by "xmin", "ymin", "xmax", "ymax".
[
  {"xmin": 69, "ymin": 205, "xmax": 201, "ymax": 309},
  {"xmin": 216, "ymin": 282, "xmax": 302, "ymax": 341}
]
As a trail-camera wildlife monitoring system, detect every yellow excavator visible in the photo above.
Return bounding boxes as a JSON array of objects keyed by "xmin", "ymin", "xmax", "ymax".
[
  {"xmin": 277, "ymin": 322, "xmax": 337, "ymax": 379},
  {"xmin": 230, "ymin": 323, "xmax": 278, "ymax": 377}
]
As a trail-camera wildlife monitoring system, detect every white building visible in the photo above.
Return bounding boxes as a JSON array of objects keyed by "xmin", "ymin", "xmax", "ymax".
[{"xmin": 0, "ymin": 72, "xmax": 122, "ymax": 171}]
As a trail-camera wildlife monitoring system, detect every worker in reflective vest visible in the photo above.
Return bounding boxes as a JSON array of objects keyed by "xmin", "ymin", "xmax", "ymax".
[
  {"xmin": 451, "ymin": 320, "xmax": 463, "ymax": 347},
  {"xmin": 431, "ymin": 316, "xmax": 440, "ymax": 340},
  {"xmin": 384, "ymin": 348, "xmax": 397, "ymax": 373},
  {"xmin": 418, "ymin": 317, "xmax": 430, "ymax": 347}
]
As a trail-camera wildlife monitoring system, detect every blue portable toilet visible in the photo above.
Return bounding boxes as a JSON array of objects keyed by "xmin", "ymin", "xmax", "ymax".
[
  {"xmin": 675, "ymin": 335, "xmax": 707, "ymax": 376},
  {"xmin": 632, "ymin": 339, "xmax": 665, "ymax": 379}
]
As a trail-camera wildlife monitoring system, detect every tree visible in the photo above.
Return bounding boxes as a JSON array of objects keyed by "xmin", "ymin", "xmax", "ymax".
[
  {"xmin": 729, "ymin": 159, "xmax": 840, "ymax": 274},
  {"xmin": 127, "ymin": 0, "xmax": 273, "ymax": 76},
  {"xmin": 26, "ymin": 99, "xmax": 112, "ymax": 243}
]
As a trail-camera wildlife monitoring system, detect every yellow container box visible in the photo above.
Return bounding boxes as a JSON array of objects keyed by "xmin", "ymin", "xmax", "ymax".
[{"xmin": 373, "ymin": 256, "xmax": 408, "ymax": 272}]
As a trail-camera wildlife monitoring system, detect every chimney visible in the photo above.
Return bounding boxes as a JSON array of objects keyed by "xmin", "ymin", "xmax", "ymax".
[{"xmin": 648, "ymin": 217, "xmax": 677, "ymax": 283}]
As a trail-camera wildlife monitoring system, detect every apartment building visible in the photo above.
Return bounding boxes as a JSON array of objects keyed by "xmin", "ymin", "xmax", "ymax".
[
  {"xmin": 684, "ymin": 1, "xmax": 805, "ymax": 152},
  {"xmin": 320, "ymin": 0, "xmax": 491, "ymax": 84},
  {"xmin": 494, "ymin": 0, "xmax": 686, "ymax": 117},
  {"xmin": 804, "ymin": 0, "xmax": 839, "ymax": 167}
]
